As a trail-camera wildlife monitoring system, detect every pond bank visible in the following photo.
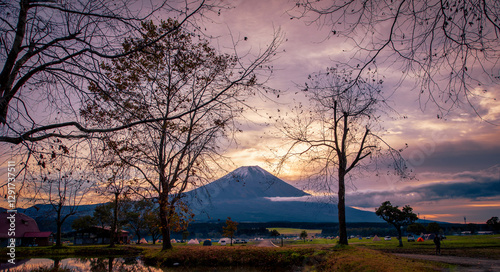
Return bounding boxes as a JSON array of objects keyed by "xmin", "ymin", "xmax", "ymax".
[
  {"xmin": 1, "ymin": 244, "xmax": 450, "ymax": 271},
  {"xmin": 142, "ymin": 245, "xmax": 451, "ymax": 271}
]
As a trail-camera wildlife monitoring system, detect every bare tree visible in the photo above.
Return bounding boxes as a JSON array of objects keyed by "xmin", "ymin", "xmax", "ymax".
[
  {"xmin": 291, "ymin": 0, "xmax": 500, "ymax": 117},
  {"xmin": 27, "ymin": 140, "xmax": 92, "ymax": 247},
  {"xmin": 82, "ymin": 20, "xmax": 281, "ymax": 250},
  {"xmin": 93, "ymin": 166, "xmax": 138, "ymax": 247},
  {"xmin": 0, "ymin": 0, "xmax": 223, "ymax": 144},
  {"xmin": 278, "ymin": 67, "xmax": 410, "ymax": 245}
]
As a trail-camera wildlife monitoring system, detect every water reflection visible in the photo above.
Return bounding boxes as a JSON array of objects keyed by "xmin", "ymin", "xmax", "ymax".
[
  {"xmin": 0, "ymin": 258, "xmax": 295, "ymax": 272},
  {"xmin": 0, "ymin": 257, "xmax": 161, "ymax": 272}
]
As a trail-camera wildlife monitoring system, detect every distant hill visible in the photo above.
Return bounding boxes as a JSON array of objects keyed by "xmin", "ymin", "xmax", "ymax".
[
  {"xmin": 184, "ymin": 166, "xmax": 382, "ymax": 223},
  {"xmin": 3, "ymin": 166, "xmax": 383, "ymax": 234},
  {"xmin": 0, "ymin": 203, "xmax": 99, "ymax": 233}
]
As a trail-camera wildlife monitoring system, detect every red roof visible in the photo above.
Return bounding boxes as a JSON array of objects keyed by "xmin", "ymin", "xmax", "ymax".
[
  {"xmin": 23, "ymin": 231, "xmax": 52, "ymax": 238},
  {"xmin": 0, "ymin": 212, "xmax": 40, "ymax": 238}
]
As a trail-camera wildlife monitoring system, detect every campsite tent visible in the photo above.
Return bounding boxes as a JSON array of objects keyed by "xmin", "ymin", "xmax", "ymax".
[
  {"xmin": 170, "ymin": 239, "xmax": 177, "ymax": 244},
  {"xmin": 417, "ymin": 237, "xmax": 424, "ymax": 242},
  {"xmin": 187, "ymin": 239, "xmax": 199, "ymax": 245},
  {"xmin": 372, "ymin": 235, "xmax": 381, "ymax": 241},
  {"xmin": 219, "ymin": 238, "xmax": 231, "ymax": 245},
  {"xmin": 139, "ymin": 238, "xmax": 148, "ymax": 244}
]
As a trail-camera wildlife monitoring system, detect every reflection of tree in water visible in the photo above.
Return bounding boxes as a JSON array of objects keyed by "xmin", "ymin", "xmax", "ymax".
[
  {"xmin": 51, "ymin": 258, "xmax": 62, "ymax": 270},
  {"xmin": 74, "ymin": 257, "xmax": 160, "ymax": 272}
]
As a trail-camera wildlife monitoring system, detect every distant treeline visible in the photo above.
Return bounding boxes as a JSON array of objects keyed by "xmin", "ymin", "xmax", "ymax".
[{"xmin": 171, "ymin": 221, "xmax": 493, "ymax": 240}]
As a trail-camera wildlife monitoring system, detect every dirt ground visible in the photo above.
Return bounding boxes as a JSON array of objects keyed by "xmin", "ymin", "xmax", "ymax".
[
  {"xmin": 255, "ymin": 239, "xmax": 500, "ymax": 271},
  {"xmin": 394, "ymin": 253, "xmax": 500, "ymax": 272},
  {"xmin": 256, "ymin": 239, "xmax": 279, "ymax": 247}
]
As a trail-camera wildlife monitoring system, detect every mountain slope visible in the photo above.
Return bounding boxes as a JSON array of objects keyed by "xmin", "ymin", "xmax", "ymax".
[
  {"xmin": 185, "ymin": 166, "xmax": 381, "ymax": 223},
  {"xmin": 187, "ymin": 166, "xmax": 309, "ymax": 201}
]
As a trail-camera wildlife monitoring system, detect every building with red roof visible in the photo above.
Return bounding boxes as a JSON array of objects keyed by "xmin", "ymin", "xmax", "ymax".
[{"xmin": 0, "ymin": 212, "xmax": 53, "ymax": 246}]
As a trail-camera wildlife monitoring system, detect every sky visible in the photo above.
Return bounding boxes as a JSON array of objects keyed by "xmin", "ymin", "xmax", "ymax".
[
  {"xmin": 0, "ymin": 0, "xmax": 498, "ymax": 225},
  {"xmin": 197, "ymin": 0, "xmax": 500, "ymax": 224}
]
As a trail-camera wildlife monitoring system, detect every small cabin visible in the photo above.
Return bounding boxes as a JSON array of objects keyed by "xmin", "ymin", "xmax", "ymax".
[{"xmin": 73, "ymin": 226, "xmax": 130, "ymax": 245}]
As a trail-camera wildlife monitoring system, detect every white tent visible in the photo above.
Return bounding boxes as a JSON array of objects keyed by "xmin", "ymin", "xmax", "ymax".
[
  {"xmin": 187, "ymin": 239, "xmax": 199, "ymax": 245},
  {"xmin": 219, "ymin": 238, "xmax": 231, "ymax": 245},
  {"xmin": 170, "ymin": 239, "xmax": 177, "ymax": 244},
  {"xmin": 372, "ymin": 235, "xmax": 381, "ymax": 241}
]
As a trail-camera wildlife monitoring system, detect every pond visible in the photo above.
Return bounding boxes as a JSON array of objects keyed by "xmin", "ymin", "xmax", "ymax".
[{"xmin": 0, "ymin": 257, "xmax": 298, "ymax": 272}]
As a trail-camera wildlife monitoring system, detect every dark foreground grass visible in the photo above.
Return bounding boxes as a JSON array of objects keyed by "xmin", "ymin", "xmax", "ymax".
[
  {"xmin": 14, "ymin": 265, "xmax": 72, "ymax": 272},
  {"xmin": 142, "ymin": 246, "xmax": 315, "ymax": 267},
  {"xmin": 4, "ymin": 237, "xmax": 498, "ymax": 271},
  {"xmin": 0, "ymin": 244, "xmax": 142, "ymax": 259},
  {"xmin": 142, "ymin": 245, "xmax": 451, "ymax": 271},
  {"xmin": 353, "ymin": 235, "xmax": 500, "ymax": 259}
]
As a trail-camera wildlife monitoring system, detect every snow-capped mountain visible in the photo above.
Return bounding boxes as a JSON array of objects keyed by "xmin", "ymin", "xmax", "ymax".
[
  {"xmin": 185, "ymin": 166, "xmax": 382, "ymax": 223},
  {"xmin": 188, "ymin": 165, "xmax": 308, "ymax": 201}
]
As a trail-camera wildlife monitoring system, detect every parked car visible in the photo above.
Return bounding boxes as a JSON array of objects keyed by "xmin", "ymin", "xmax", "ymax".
[
  {"xmin": 234, "ymin": 239, "xmax": 248, "ymax": 244},
  {"xmin": 407, "ymin": 235, "xmax": 415, "ymax": 242},
  {"xmin": 384, "ymin": 236, "xmax": 392, "ymax": 241}
]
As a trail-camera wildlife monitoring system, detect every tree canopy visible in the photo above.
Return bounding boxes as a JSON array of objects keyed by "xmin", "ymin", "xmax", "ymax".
[
  {"xmin": 81, "ymin": 19, "xmax": 279, "ymax": 250},
  {"xmin": 0, "ymin": 0, "xmax": 219, "ymax": 144},
  {"xmin": 291, "ymin": 0, "xmax": 500, "ymax": 117},
  {"xmin": 376, "ymin": 201, "xmax": 418, "ymax": 247}
]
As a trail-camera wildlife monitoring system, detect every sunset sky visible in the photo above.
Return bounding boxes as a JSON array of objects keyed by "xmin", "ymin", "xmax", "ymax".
[
  {"xmin": 1, "ymin": 0, "xmax": 499, "ymax": 225},
  {"xmin": 199, "ymin": 0, "xmax": 500, "ymax": 224}
]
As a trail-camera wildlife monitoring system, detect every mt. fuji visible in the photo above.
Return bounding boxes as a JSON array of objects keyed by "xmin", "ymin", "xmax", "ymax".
[
  {"xmin": 190, "ymin": 166, "xmax": 308, "ymax": 201},
  {"xmin": 185, "ymin": 166, "xmax": 381, "ymax": 223}
]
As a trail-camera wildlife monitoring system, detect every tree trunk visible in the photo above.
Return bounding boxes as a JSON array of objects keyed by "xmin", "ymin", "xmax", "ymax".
[
  {"xmin": 338, "ymin": 170, "xmax": 348, "ymax": 245},
  {"xmin": 0, "ymin": 1, "xmax": 28, "ymax": 124},
  {"xmin": 53, "ymin": 258, "xmax": 61, "ymax": 269},
  {"xmin": 108, "ymin": 257, "xmax": 114, "ymax": 272},
  {"xmin": 56, "ymin": 221, "xmax": 62, "ymax": 247},
  {"xmin": 136, "ymin": 230, "xmax": 141, "ymax": 244},
  {"xmin": 110, "ymin": 192, "xmax": 119, "ymax": 247},
  {"xmin": 397, "ymin": 227, "xmax": 403, "ymax": 247},
  {"xmin": 159, "ymin": 194, "xmax": 173, "ymax": 250},
  {"xmin": 56, "ymin": 209, "xmax": 62, "ymax": 247}
]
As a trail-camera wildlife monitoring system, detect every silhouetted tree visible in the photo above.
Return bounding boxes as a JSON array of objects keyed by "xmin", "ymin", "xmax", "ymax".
[
  {"xmin": 144, "ymin": 208, "xmax": 162, "ymax": 245},
  {"xmin": 71, "ymin": 215, "xmax": 96, "ymax": 231},
  {"xmin": 93, "ymin": 203, "xmax": 113, "ymax": 229},
  {"xmin": 291, "ymin": 0, "xmax": 500, "ymax": 116},
  {"xmin": 27, "ymin": 141, "xmax": 92, "ymax": 247},
  {"xmin": 407, "ymin": 223, "xmax": 426, "ymax": 235},
  {"xmin": 0, "ymin": 0, "xmax": 223, "ymax": 144},
  {"xmin": 426, "ymin": 222, "xmax": 441, "ymax": 234},
  {"xmin": 182, "ymin": 231, "xmax": 190, "ymax": 242},
  {"xmin": 300, "ymin": 230, "xmax": 308, "ymax": 242},
  {"xmin": 82, "ymin": 20, "xmax": 280, "ymax": 251},
  {"xmin": 270, "ymin": 229, "xmax": 280, "ymax": 239},
  {"xmin": 486, "ymin": 216, "xmax": 500, "ymax": 232},
  {"xmin": 124, "ymin": 199, "xmax": 153, "ymax": 244},
  {"xmin": 222, "ymin": 217, "xmax": 238, "ymax": 246},
  {"xmin": 278, "ymin": 68, "xmax": 411, "ymax": 245},
  {"xmin": 376, "ymin": 201, "xmax": 418, "ymax": 247}
]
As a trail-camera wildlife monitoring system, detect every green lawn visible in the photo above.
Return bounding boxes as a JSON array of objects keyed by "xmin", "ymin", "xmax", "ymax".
[
  {"xmin": 267, "ymin": 227, "xmax": 322, "ymax": 236},
  {"xmin": 352, "ymin": 234, "xmax": 500, "ymax": 259},
  {"xmin": 2, "ymin": 235, "xmax": 498, "ymax": 271}
]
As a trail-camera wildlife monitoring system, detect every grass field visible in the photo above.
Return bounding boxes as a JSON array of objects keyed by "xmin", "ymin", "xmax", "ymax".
[
  {"xmin": 267, "ymin": 227, "xmax": 322, "ymax": 236},
  {"xmin": 353, "ymin": 234, "xmax": 500, "ymax": 259},
  {"xmin": 1, "ymin": 235, "xmax": 498, "ymax": 271},
  {"xmin": 142, "ymin": 244, "xmax": 451, "ymax": 271}
]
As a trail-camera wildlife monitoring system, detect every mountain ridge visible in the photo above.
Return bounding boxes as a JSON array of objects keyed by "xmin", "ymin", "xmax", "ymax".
[
  {"xmin": 185, "ymin": 166, "xmax": 382, "ymax": 223},
  {"xmin": 186, "ymin": 165, "xmax": 309, "ymax": 201}
]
